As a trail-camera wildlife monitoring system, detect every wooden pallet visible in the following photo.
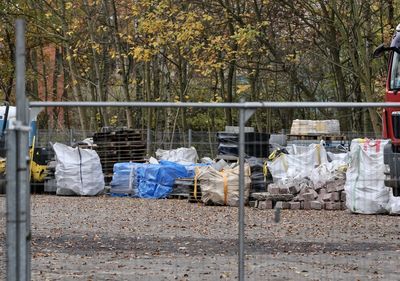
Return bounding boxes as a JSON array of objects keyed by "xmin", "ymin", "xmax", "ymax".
[
  {"xmin": 92, "ymin": 129, "xmax": 147, "ymax": 183},
  {"xmin": 94, "ymin": 141, "xmax": 146, "ymax": 147},
  {"xmin": 168, "ymin": 194, "xmax": 189, "ymax": 200},
  {"xmin": 188, "ymin": 186, "xmax": 202, "ymax": 203}
]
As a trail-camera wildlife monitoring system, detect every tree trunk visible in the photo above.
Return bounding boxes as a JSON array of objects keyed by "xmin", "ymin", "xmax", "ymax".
[
  {"xmin": 104, "ymin": 0, "xmax": 133, "ymax": 128},
  {"xmin": 61, "ymin": 0, "xmax": 88, "ymax": 134},
  {"xmin": 82, "ymin": 0, "xmax": 109, "ymax": 127}
]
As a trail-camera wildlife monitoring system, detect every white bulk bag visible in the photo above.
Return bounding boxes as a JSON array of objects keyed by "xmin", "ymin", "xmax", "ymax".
[
  {"xmin": 196, "ymin": 164, "xmax": 251, "ymax": 207},
  {"xmin": 345, "ymin": 139, "xmax": 390, "ymax": 214},
  {"xmin": 268, "ymin": 143, "xmax": 328, "ymax": 183},
  {"xmin": 387, "ymin": 194, "xmax": 400, "ymax": 215},
  {"xmin": 155, "ymin": 147, "xmax": 198, "ymax": 164},
  {"xmin": 53, "ymin": 143, "xmax": 104, "ymax": 196}
]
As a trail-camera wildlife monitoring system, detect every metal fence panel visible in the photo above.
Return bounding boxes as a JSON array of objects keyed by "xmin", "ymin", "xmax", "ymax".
[{"xmin": 5, "ymin": 100, "xmax": 400, "ymax": 281}]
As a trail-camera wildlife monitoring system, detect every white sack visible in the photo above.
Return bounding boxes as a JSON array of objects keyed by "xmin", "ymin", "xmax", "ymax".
[
  {"xmin": 387, "ymin": 194, "xmax": 400, "ymax": 215},
  {"xmin": 155, "ymin": 147, "xmax": 198, "ymax": 164},
  {"xmin": 53, "ymin": 143, "xmax": 104, "ymax": 196},
  {"xmin": 268, "ymin": 143, "xmax": 328, "ymax": 183},
  {"xmin": 197, "ymin": 164, "xmax": 251, "ymax": 206},
  {"xmin": 344, "ymin": 139, "xmax": 390, "ymax": 214}
]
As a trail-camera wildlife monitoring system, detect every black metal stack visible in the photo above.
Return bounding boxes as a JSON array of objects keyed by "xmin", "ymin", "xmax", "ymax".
[
  {"xmin": 246, "ymin": 157, "xmax": 272, "ymax": 192},
  {"xmin": 216, "ymin": 131, "xmax": 271, "ymax": 192},
  {"xmin": 217, "ymin": 132, "xmax": 270, "ymax": 158},
  {"xmin": 93, "ymin": 129, "xmax": 146, "ymax": 183}
]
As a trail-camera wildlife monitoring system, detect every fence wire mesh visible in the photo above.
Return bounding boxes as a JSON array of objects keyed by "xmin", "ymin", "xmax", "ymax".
[{"xmin": 4, "ymin": 104, "xmax": 400, "ymax": 280}]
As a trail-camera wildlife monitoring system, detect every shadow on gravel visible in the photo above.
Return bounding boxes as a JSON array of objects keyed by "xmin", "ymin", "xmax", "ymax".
[{"xmin": 32, "ymin": 234, "xmax": 398, "ymax": 256}]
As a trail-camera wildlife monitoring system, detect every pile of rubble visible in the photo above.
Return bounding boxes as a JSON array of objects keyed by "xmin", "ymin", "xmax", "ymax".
[{"xmin": 251, "ymin": 177, "xmax": 346, "ymax": 210}]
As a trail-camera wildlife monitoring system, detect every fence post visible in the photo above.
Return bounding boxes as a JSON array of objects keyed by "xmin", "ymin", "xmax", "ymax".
[
  {"xmin": 69, "ymin": 128, "xmax": 74, "ymax": 145},
  {"xmin": 188, "ymin": 129, "xmax": 192, "ymax": 147},
  {"xmin": 238, "ymin": 101, "xmax": 245, "ymax": 281},
  {"xmin": 146, "ymin": 127, "xmax": 151, "ymax": 156},
  {"xmin": 7, "ymin": 19, "xmax": 31, "ymax": 281}
]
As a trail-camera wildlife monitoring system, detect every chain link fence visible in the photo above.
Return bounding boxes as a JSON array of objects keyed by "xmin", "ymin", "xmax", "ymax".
[{"xmin": 35, "ymin": 128, "xmax": 380, "ymax": 159}]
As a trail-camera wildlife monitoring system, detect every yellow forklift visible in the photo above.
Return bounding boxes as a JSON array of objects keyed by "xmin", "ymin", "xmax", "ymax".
[{"xmin": 0, "ymin": 102, "xmax": 48, "ymax": 193}]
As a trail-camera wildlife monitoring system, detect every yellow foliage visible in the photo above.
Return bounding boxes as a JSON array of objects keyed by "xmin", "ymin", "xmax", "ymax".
[
  {"xmin": 65, "ymin": 2, "xmax": 73, "ymax": 10},
  {"xmin": 132, "ymin": 47, "xmax": 153, "ymax": 62},
  {"xmin": 237, "ymin": 84, "xmax": 250, "ymax": 94},
  {"xmin": 110, "ymin": 115, "xmax": 118, "ymax": 126}
]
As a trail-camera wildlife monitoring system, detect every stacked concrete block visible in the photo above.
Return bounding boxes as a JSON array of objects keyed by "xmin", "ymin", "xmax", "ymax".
[
  {"xmin": 289, "ymin": 202, "xmax": 301, "ymax": 210},
  {"xmin": 267, "ymin": 184, "xmax": 280, "ymax": 195},
  {"xmin": 275, "ymin": 201, "xmax": 291, "ymax": 209},
  {"xmin": 310, "ymin": 201, "xmax": 322, "ymax": 210},
  {"xmin": 252, "ymin": 187, "xmax": 294, "ymax": 210},
  {"xmin": 321, "ymin": 179, "xmax": 346, "ymax": 210},
  {"xmin": 258, "ymin": 200, "xmax": 273, "ymax": 209},
  {"xmin": 250, "ymin": 177, "xmax": 347, "ymax": 211}
]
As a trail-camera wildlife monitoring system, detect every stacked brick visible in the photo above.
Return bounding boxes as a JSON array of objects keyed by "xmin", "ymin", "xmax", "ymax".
[{"xmin": 251, "ymin": 178, "xmax": 346, "ymax": 210}]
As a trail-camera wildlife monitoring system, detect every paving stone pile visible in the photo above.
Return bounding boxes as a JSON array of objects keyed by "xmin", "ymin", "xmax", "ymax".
[{"xmin": 251, "ymin": 177, "xmax": 346, "ymax": 210}]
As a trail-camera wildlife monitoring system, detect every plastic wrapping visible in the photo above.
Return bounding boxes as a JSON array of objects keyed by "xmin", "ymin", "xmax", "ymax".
[
  {"xmin": 110, "ymin": 162, "xmax": 140, "ymax": 196},
  {"xmin": 53, "ymin": 143, "xmax": 104, "ymax": 196},
  {"xmin": 387, "ymin": 194, "xmax": 400, "ymax": 214},
  {"xmin": 247, "ymin": 157, "xmax": 268, "ymax": 192},
  {"xmin": 136, "ymin": 161, "xmax": 189, "ymax": 199},
  {"xmin": 345, "ymin": 139, "xmax": 390, "ymax": 214},
  {"xmin": 268, "ymin": 143, "xmax": 329, "ymax": 183},
  {"xmin": 290, "ymin": 119, "xmax": 340, "ymax": 135},
  {"xmin": 155, "ymin": 147, "xmax": 198, "ymax": 164}
]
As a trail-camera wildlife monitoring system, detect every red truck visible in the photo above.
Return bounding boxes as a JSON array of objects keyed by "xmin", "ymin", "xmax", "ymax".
[{"xmin": 374, "ymin": 24, "xmax": 400, "ymax": 197}]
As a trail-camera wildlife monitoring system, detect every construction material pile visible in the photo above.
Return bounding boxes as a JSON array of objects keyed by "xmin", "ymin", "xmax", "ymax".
[
  {"xmin": 261, "ymin": 141, "xmax": 348, "ymax": 210},
  {"xmin": 110, "ymin": 160, "xmax": 191, "ymax": 198},
  {"xmin": 109, "ymin": 147, "xmax": 202, "ymax": 199}
]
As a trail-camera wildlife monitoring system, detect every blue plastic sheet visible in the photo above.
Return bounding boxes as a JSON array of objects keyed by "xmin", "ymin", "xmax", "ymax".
[
  {"xmin": 111, "ymin": 161, "xmax": 194, "ymax": 199},
  {"xmin": 136, "ymin": 161, "xmax": 189, "ymax": 198},
  {"xmin": 110, "ymin": 161, "xmax": 209, "ymax": 199}
]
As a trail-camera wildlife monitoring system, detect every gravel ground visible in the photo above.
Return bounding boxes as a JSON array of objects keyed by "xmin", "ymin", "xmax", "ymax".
[{"xmin": 0, "ymin": 195, "xmax": 399, "ymax": 280}]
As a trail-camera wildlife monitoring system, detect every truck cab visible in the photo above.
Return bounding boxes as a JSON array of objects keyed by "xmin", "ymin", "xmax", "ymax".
[{"xmin": 375, "ymin": 24, "xmax": 400, "ymax": 196}]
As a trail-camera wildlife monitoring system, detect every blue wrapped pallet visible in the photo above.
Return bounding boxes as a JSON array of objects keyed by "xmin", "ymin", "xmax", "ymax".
[
  {"xmin": 110, "ymin": 162, "xmax": 140, "ymax": 196},
  {"xmin": 136, "ymin": 161, "xmax": 189, "ymax": 199},
  {"xmin": 111, "ymin": 161, "xmax": 191, "ymax": 199}
]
